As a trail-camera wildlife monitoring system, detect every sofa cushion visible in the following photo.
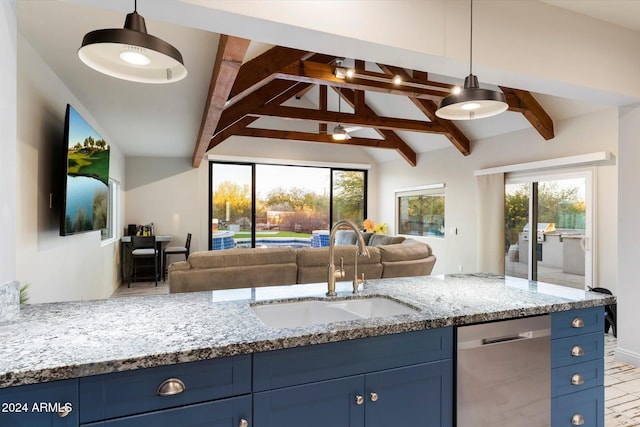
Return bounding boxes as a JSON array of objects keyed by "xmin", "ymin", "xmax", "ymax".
[
  {"xmin": 188, "ymin": 247, "xmax": 297, "ymax": 269},
  {"xmin": 334, "ymin": 230, "xmax": 373, "ymax": 246},
  {"xmin": 296, "ymin": 246, "xmax": 382, "ymax": 284},
  {"xmin": 377, "ymin": 241, "xmax": 432, "ymax": 262},
  {"xmin": 368, "ymin": 234, "xmax": 405, "ymax": 246}
]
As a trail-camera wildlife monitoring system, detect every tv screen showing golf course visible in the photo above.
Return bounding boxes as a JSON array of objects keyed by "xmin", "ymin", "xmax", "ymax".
[{"xmin": 60, "ymin": 104, "xmax": 110, "ymax": 236}]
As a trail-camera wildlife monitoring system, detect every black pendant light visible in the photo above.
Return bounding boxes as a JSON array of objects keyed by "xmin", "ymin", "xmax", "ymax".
[
  {"xmin": 78, "ymin": 0, "xmax": 187, "ymax": 84},
  {"xmin": 436, "ymin": 0, "xmax": 507, "ymax": 120}
]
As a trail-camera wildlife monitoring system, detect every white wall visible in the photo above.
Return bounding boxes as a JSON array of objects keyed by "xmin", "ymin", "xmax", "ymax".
[
  {"xmin": 125, "ymin": 138, "xmax": 380, "ymax": 254},
  {"xmin": 15, "ymin": 35, "xmax": 125, "ymax": 303},
  {"xmin": 377, "ymin": 108, "xmax": 618, "ymax": 288},
  {"xmin": 616, "ymin": 104, "xmax": 640, "ymax": 366},
  {"xmin": 0, "ymin": 1, "xmax": 17, "ymax": 287}
]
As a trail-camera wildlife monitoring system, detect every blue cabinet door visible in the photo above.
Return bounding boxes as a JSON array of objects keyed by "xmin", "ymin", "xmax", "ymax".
[
  {"xmin": 365, "ymin": 361, "xmax": 453, "ymax": 427},
  {"xmin": 254, "ymin": 375, "xmax": 365, "ymax": 427},
  {"xmin": 94, "ymin": 395, "xmax": 251, "ymax": 427},
  {"xmin": 0, "ymin": 379, "xmax": 78, "ymax": 427}
]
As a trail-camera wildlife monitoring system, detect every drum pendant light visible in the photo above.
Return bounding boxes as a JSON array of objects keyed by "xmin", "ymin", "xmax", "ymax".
[
  {"xmin": 436, "ymin": 0, "xmax": 507, "ymax": 120},
  {"xmin": 78, "ymin": 0, "xmax": 187, "ymax": 84}
]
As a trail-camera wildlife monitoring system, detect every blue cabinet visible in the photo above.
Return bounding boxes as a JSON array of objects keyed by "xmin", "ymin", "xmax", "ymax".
[
  {"xmin": 79, "ymin": 355, "xmax": 251, "ymax": 426},
  {"xmin": 253, "ymin": 328, "xmax": 454, "ymax": 427},
  {"xmin": 0, "ymin": 379, "xmax": 78, "ymax": 427},
  {"xmin": 551, "ymin": 307, "xmax": 605, "ymax": 427}
]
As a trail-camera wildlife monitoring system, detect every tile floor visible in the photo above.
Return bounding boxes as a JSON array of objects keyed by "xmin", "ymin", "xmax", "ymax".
[
  {"xmin": 605, "ymin": 333, "xmax": 640, "ymax": 426},
  {"xmin": 110, "ymin": 284, "xmax": 637, "ymax": 425}
]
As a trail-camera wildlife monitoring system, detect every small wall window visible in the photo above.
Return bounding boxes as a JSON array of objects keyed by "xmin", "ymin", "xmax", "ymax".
[
  {"xmin": 396, "ymin": 184, "xmax": 445, "ymax": 238},
  {"xmin": 102, "ymin": 178, "xmax": 119, "ymax": 241}
]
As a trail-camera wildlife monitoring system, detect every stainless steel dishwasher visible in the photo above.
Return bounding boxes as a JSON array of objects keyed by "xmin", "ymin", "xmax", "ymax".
[{"xmin": 457, "ymin": 315, "xmax": 551, "ymax": 427}]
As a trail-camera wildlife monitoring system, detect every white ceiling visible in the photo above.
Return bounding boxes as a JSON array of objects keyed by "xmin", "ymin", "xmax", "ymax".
[{"xmin": 16, "ymin": 0, "xmax": 639, "ymax": 163}]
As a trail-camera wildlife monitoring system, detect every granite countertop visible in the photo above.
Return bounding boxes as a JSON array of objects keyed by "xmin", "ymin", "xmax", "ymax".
[{"xmin": 0, "ymin": 274, "xmax": 615, "ymax": 388}]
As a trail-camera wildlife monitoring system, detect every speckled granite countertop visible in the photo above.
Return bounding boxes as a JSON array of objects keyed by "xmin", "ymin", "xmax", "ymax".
[{"xmin": 0, "ymin": 274, "xmax": 614, "ymax": 388}]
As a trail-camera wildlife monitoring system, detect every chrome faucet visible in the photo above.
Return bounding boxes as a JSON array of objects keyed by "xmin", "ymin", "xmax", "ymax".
[{"xmin": 327, "ymin": 220, "xmax": 370, "ymax": 296}]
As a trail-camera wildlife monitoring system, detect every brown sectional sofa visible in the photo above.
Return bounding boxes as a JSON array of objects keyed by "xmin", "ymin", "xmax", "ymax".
[{"xmin": 168, "ymin": 236, "xmax": 436, "ymax": 294}]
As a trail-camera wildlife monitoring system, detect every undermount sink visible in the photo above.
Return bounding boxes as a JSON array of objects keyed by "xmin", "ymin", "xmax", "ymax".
[{"xmin": 251, "ymin": 296, "xmax": 419, "ymax": 329}]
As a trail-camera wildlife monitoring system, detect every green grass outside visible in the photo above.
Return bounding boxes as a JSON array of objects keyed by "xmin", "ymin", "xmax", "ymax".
[{"xmin": 67, "ymin": 149, "xmax": 110, "ymax": 185}]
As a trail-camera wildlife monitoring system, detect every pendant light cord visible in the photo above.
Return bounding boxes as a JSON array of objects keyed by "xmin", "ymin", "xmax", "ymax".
[
  {"xmin": 134, "ymin": 0, "xmax": 137, "ymax": 12},
  {"xmin": 469, "ymin": 0, "xmax": 473, "ymax": 76}
]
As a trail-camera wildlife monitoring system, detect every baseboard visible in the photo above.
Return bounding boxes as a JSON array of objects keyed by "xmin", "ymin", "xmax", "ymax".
[{"xmin": 615, "ymin": 346, "xmax": 640, "ymax": 368}]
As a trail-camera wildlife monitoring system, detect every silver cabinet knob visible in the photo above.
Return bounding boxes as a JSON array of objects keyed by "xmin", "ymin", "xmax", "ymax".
[
  {"xmin": 571, "ymin": 345, "xmax": 585, "ymax": 357},
  {"xmin": 571, "ymin": 317, "xmax": 584, "ymax": 328},
  {"xmin": 239, "ymin": 419, "xmax": 249, "ymax": 427},
  {"xmin": 571, "ymin": 413, "xmax": 585, "ymax": 425},
  {"xmin": 355, "ymin": 395, "xmax": 364, "ymax": 405},
  {"xmin": 157, "ymin": 378, "xmax": 186, "ymax": 396},
  {"xmin": 571, "ymin": 374, "xmax": 584, "ymax": 385},
  {"xmin": 369, "ymin": 392, "xmax": 379, "ymax": 402}
]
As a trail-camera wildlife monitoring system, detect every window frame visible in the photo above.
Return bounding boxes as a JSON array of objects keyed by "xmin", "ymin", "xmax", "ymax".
[{"xmin": 395, "ymin": 183, "xmax": 445, "ymax": 238}]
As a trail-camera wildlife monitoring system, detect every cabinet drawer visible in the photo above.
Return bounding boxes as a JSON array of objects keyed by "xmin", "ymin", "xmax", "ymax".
[
  {"xmin": 552, "ymin": 359, "xmax": 603, "ymax": 397},
  {"xmin": 551, "ymin": 307, "xmax": 604, "ymax": 339},
  {"xmin": 79, "ymin": 355, "xmax": 251, "ymax": 423},
  {"xmin": 551, "ymin": 332, "xmax": 603, "ymax": 368},
  {"xmin": 253, "ymin": 328, "xmax": 453, "ymax": 392},
  {"xmin": 84, "ymin": 395, "xmax": 251, "ymax": 427},
  {"xmin": 0, "ymin": 379, "xmax": 78, "ymax": 427},
  {"xmin": 551, "ymin": 387, "xmax": 604, "ymax": 427}
]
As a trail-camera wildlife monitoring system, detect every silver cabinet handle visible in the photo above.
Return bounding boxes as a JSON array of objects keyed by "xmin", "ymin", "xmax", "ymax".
[
  {"xmin": 239, "ymin": 419, "xmax": 249, "ymax": 427},
  {"xmin": 369, "ymin": 392, "xmax": 379, "ymax": 402},
  {"xmin": 571, "ymin": 345, "xmax": 585, "ymax": 357},
  {"xmin": 571, "ymin": 317, "xmax": 584, "ymax": 328},
  {"xmin": 571, "ymin": 414, "xmax": 585, "ymax": 425},
  {"xmin": 571, "ymin": 374, "xmax": 584, "ymax": 385},
  {"xmin": 157, "ymin": 378, "xmax": 186, "ymax": 396},
  {"xmin": 355, "ymin": 395, "xmax": 364, "ymax": 405}
]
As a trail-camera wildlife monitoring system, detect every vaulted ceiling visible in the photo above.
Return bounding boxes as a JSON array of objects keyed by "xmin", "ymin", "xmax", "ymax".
[
  {"xmin": 194, "ymin": 37, "xmax": 554, "ymax": 167},
  {"xmin": 17, "ymin": 1, "xmax": 636, "ymax": 168}
]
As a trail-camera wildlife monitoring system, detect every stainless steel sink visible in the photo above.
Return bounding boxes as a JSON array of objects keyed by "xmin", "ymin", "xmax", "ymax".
[{"xmin": 251, "ymin": 296, "xmax": 419, "ymax": 328}]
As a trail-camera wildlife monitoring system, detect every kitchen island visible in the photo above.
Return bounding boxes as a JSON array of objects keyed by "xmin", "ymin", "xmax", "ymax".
[{"xmin": 0, "ymin": 274, "xmax": 614, "ymax": 426}]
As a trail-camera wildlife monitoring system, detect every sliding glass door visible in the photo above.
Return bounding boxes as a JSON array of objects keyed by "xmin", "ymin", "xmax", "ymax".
[
  {"xmin": 505, "ymin": 171, "xmax": 593, "ymax": 289},
  {"xmin": 210, "ymin": 162, "xmax": 366, "ymax": 250}
]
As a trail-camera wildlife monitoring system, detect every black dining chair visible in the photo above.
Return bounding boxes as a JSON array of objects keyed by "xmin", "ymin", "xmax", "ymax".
[
  {"xmin": 129, "ymin": 235, "xmax": 158, "ymax": 287},
  {"xmin": 163, "ymin": 233, "xmax": 192, "ymax": 281}
]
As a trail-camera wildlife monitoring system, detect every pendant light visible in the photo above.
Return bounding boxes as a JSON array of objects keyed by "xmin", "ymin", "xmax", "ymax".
[
  {"xmin": 78, "ymin": 0, "xmax": 187, "ymax": 84},
  {"xmin": 436, "ymin": 0, "xmax": 507, "ymax": 120}
]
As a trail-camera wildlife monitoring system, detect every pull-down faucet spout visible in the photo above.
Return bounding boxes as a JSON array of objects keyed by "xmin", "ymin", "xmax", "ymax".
[{"xmin": 327, "ymin": 220, "xmax": 370, "ymax": 297}]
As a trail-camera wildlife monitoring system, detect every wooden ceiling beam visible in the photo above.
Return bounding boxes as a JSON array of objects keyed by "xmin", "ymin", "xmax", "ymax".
[
  {"xmin": 208, "ymin": 81, "xmax": 313, "ymax": 151},
  {"xmin": 227, "ymin": 46, "xmax": 310, "ymax": 105},
  {"xmin": 378, "ymin": 64, "xmax": 471, "ymax": 156},
  {"xmin": 250, "ymin": 105, "xmax": 446, "ymax": 134},
  {"xmin": 274, "ymin": 60, "xmax": 451, "ymax": 102},
  {"xmin": 500, "ymin": 86, "xmax": 555, "ymax": 140},
  {"xmin": 335, "ymin": 87, "xmax": 417, "ymax": 166},
  {"xmin": 234, "ymin": 128, "xmax": 398, "ymax": 149},
  {"xmin": 319, "ymin": 85, "xmax": 327, "ymax": 134},
  {"xmin": 193, "ymin": 35, "xmax": 251, "ymax": 167}
]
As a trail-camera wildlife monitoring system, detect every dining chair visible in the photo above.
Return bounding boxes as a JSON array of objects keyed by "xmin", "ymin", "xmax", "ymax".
[
  {"xmin": 163, "ymin": 233, "xmax": 191, "ymax": 281},
  {"xmin": 129, "ymin": 235, "xmax": 158, "ymax": 287}
]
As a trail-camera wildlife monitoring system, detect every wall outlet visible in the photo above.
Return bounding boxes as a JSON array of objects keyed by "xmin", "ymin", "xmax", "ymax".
[{"xmin": 458, "ymin": 265, "xmax": 463, "ymax": 272}]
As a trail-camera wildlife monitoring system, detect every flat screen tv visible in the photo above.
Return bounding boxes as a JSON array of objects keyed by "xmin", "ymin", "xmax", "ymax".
[{"xmin": 60, "ymin": 104, "xmax": 111, "ymax": 236}]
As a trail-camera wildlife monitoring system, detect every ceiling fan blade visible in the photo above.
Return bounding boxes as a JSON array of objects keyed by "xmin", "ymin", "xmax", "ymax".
[{"xmin": 344, "ymin": 126, "xmax": 362, "ymax": 133}]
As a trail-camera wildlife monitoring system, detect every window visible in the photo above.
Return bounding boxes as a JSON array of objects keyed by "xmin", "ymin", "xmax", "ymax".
[
  {"xmin": 396, "ymin": 184, "xmax": 445, "ymax": 237},
  {"xmin": 209, "ymin": 162, "xmax": 367, "ymax": 249},
  {"xmin": 101, "ymin": 178, "xmax": 119, "ymax": 242}
]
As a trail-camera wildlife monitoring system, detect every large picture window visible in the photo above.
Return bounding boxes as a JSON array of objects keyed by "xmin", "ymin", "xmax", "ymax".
[
  {"xmin": 396, "ymin": 184, "xmax": 445, "ymax": 238},
  {"xmin": 209, "ymin": 162, "xmax": 367, "ymax": 249}
]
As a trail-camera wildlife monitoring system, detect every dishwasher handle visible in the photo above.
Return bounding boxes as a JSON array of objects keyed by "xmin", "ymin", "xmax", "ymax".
[{"xmin": 458, "ymin": 327, "xmax": 551, "ymax": 350}]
